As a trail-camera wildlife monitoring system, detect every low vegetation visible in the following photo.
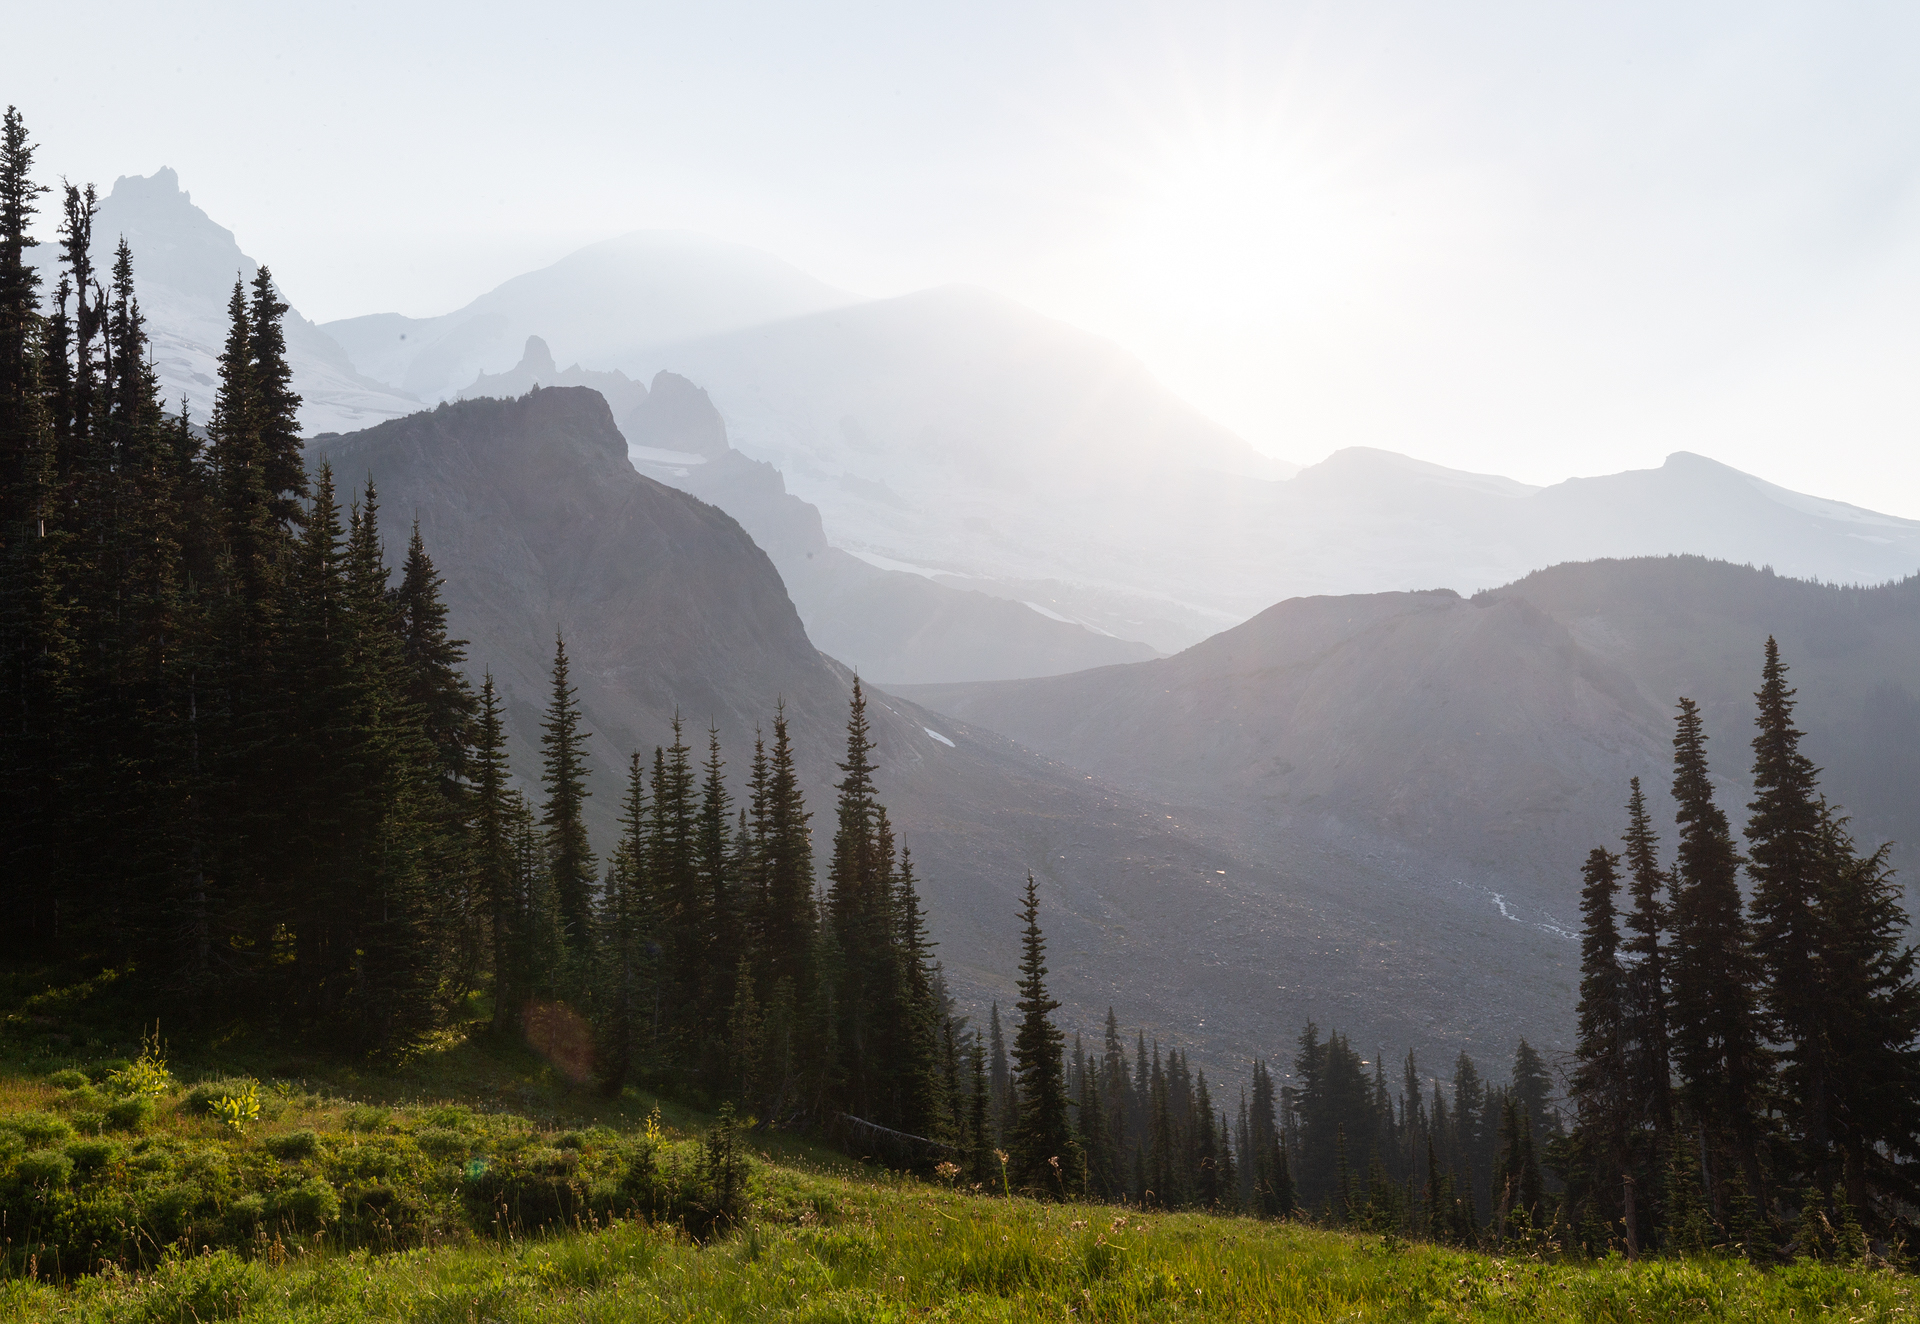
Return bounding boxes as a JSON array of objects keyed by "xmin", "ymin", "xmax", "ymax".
[{"xmin": 0, "ymin": 1025, "xmax": 1909, "ymax": 1321}]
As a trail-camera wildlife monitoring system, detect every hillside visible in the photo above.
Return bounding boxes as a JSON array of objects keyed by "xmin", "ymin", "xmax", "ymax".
[
  {"xmin": 902, "ymin": 556, "xmax": 1920, "ymax": 1042},
  {"xmin": 301, "ymin": 391, "xmax": 1353, "ymax": 1079},
  {"xmin": 0, "ymin": 1033, "xmax": 1898, "ymax": 1320}
]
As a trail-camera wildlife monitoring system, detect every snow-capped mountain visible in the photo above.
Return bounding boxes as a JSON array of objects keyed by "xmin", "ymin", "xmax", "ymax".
[
  {"xmin": 25, "ymin": 170, "xmax": 420, "ymax": 437},
  {"xmin": 320, "ymin": 231, "xmax": 857, "ymax": 405}
]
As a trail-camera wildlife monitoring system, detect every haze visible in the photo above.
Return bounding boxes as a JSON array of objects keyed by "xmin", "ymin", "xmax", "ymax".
[{"xmin": 9, "ymin": 1, "xmax": 1920, "ymax": 514}]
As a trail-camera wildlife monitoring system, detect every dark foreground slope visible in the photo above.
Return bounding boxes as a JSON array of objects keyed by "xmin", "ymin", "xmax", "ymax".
[{"xmin": 309, "ymin": 390, "xmax": 1428, "ymax": 1079}]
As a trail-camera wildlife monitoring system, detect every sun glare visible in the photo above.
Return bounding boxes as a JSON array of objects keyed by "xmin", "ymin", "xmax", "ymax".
[{"xmin": 1111, "ymin": 129, "xmax": 1383, "ymax": 329}]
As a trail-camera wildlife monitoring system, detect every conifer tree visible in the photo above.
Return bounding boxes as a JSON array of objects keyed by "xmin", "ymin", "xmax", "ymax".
[
  {"xmin": 595, "ymin": 750, "xmax": 653, "ymax": 1089},
  {"xmin": 967, "ymin": 1032, "xmax": 994, "ymax": 1184},
  {"xmin": 758, "ymin": 703, "xmax": 814, "ymax": 999},
  {"xmin": 1666, "ymin": 696, "xmax": 1768, "ymax": 1213},
  {"xmin": 393, "ymin": 521, "xmax": 474, "ymax": 796},
  {"xmin": 650, "ymin": 725, "xmax": 698, "ymax": 1047},
  {"xmin": 988, "ymin": 1003, "xmax": 1010, "ymax": 1142},
  {"xmin": 890, "ymin": 844, "xmax": 945, "ymax": 1139},
  {"xmin": 0, "ymin": 106, "xmax": 61, "ymax": 959},
  {"xmin": 695, "ymin": 724, "xmax": 734, "ymax": 1025},
  {"xmin": 1620, "ymin": 776, "xmax": 1674, "ymax": 1142},
  {"xmin": 246, "ymin": 267, "xmax": 305, "ymax": 534},
  {"xmin": 472, "ymin": 675, "xmax": 521, "ymax": 1031},
  {"xmin": 538, "ymin": 632, "xmax": 595, "ymax": 956},
  {"xmin": 1571, "ymin": 847, "xmax": 1632, "ymax": 1250},
  {"xmin": 1008, "ymin": 873, "xmax": 1076, "ymax": 1195},
  {"xmin": 1813, "ymin": 809, "xmax": 1920, "ymax": 1216}
]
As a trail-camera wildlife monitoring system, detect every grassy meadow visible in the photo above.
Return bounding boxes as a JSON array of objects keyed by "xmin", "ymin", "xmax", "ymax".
[{"xmin": 0, "ymin": 973, "xmax": 1912, "ymax": 1321}]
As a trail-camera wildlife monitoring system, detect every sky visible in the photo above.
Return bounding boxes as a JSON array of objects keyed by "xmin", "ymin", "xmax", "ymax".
[{"xmin": 9, "ymin": 1, "xmax": 1920, "ymax": 514}]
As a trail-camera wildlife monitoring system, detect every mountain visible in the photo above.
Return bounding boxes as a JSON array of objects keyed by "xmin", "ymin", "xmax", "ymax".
[
  {"xmin": 319, "ymin": 231, "xmax": 856, "ymax": 405},
  {"xmin": 631, "ymin": 284, "xmax": 1296, "ymax": 650},
  {"xmin": 623, "ymin": 290, "xmax": 1920, "ymax": 652},
  {"xmin": 453, "ymin": 334, "xmax": 650, "ymax": 420},
  {"xmin": 618, "ymin": 369, "xmax": 1160, "ymax": 684},
  {"xmin": 448, "ymin": 341, "xmax": 1159, "ymax": 683},
  {"xmin": 25, "ymin": 169, "xmax": 420, "ymax": 435},
  {"xmin": 902, "ymin": 554, "xmax": 1920, "ymax": 1057},
  {"xmin": 58, "ymin": 179, "xmax": 1920, "ymax": 661},
  {"xmin": 303, "ymin": 389, "xmax": 1368, "ymax": 1082}
]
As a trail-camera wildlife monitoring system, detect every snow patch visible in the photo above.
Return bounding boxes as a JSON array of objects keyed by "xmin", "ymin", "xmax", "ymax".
[
  {"xmin": 846, "ymin": 548, "xmax": 948, "ymax": 579},
  {"xmin": 630, "ymin": 446, "xmax": 709, "ymax": 467},
  {"xmin": 923, "ymin": 727, "xmax": 955, "ymax": 748}
]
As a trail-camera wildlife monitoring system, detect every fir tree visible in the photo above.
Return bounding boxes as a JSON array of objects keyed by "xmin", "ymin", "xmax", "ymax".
[
  {"xmin": 1667, "ymin": 696, "xmax": 1768, "ymax": 1214},
  {"xmin": 1008, "ymin": 873, "xmax": 1075, "ymax": 1195},
  {"xmin": 1620, "ymin": 776, "xmax": 1674, "ymax": 1143},
  {"xmin": 758, "ymin": 703, "xmax": 814, "ymax": 999},
  {"xmin": 538, "ymin": 632, "xmax": 595, "ymax": 957},
  {"xmin": 472, "ymin": 675, "xmax": 521, "ymax": 1032}
]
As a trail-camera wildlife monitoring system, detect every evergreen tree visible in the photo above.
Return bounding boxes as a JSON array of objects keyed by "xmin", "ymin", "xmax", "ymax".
[
  {"xmin": 472, "ymin": 675, "xmax": 522, "ymax": 1032},
  {"xmin": 392, "ymin": 521, "xmax": 474, "ymax": 795},
  {"xmin": 758, "ymin": 703, "xmax": 814, "ymax": 999},
  {"xmin": 1008, "ymin": 873, "xmax": 1075, "ymax": 1195},
  {"xmin": 967, "ymin": 1031, "xmax": 994, "ymax": 1184},
  {"xmin": 1667, "ymin": 696, "xmax": 1768, "ymax": 1214},
  {"xmin": 1620, "ymin": 776, "xmax": 1674, "ymax": 1143},
  {"xmin": 538, "ymin": 633, "xmax": 595, "ymax": 957},
  {"xmin": 988, "ymin": 1002, "xmax": 1011, "ymax": 1142},
  {"xmin": 1570, "ymin": 847, "xmax": 1632, "ymax": 1252},
  {"xmin": 1814, "ymin": 809, "xmax": 1920, "ymax": 1216}
]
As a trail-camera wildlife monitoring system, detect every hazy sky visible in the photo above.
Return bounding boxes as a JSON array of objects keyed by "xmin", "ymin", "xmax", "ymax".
[{"xmin": 10, "ymin": 1, "xmax": 1920, "ymax": 513}]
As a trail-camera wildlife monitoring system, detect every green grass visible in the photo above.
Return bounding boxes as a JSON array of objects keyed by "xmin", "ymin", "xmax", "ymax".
[
  {"xmin": 1, "ymin": 1183, "xmax": 1913, "ymax": 1321},
  {"xmin": 0, "ymin": 980, "xmax": 1911, "ymax": 1320}
]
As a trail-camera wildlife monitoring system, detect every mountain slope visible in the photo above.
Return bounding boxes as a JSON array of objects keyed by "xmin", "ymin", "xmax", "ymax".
[
  {"xmin": 616, "ymin": 368, "xmax": 1160, "ymax": 683},
  {"xmin": 902, "ymin": 556, "xmax": 1920, "ymax": 979},
  {"xmin": 305, "ymin": 390, "xmax": 1437, "ymax": 1082}
]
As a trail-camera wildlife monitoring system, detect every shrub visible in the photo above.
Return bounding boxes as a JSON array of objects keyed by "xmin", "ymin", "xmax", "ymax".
[
  {"xmin": 265, "ymin": 1129, "xmax": 319, "ymax": 1161},
  {"xmin": 415, "ymin": 1128, "xmax": 472, "ymax": 1160},
  {"xmin": 419, "ymin": 1104, "xmax": 475, "ymax": 1130},
  {"xmin": 185, "ymin": 1078, "xmax": 257, "ymax": 1115},
  {"xmin": 17, "ymin": 1147, "xmax": 74, "ymax": 1187},
  {"xmin": 47, "ymin": 1067, "xmax": 89, "ymax": 1089},
  {"xmin": 4, "ymin": 1111, "xmax": 73, "ymax": 1147},
  {"xmin": 106, "ymin": 1095, "xmax": 155, "ymax": 1132},
  {"xmin": 56, "ymin": 1083, "xmax": 108, "ymax": 1113},
  {"xmin": 226, "ymin": 1192, "xmax": 267, "ymax": 1231},
  {"xmin": 270, "ymin": 1176, "xmax": 340, "ymax": 1229},
  {"xmin": 343, "ymin": 1105, "xmax": 390, "ymax": 1133},
  {"xmin": 66, "ymin": 1138, "xmax": 123, "ymax": 1172}
]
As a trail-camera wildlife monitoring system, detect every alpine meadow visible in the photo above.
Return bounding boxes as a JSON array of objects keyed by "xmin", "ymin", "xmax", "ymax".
[{"xmin": 8, "ymin": 12, "xmax": 1920, "ymax": 1318}]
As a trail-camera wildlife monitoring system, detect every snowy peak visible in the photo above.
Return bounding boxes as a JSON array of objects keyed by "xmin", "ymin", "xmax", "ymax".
[
  {"xmin": 323, "ymin": 230, "xmax": 861, "ymax": 403},
  {"xmin": 26, "ymin": 169, "xmax": 420, "ymax": 437}
]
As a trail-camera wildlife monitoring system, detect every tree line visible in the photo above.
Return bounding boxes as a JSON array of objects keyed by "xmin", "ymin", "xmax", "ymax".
[
  {"xmin": 0, "ymin": 108, "xmax": 950, "ymax": 1141},
  {"xmin": 1563, "ymin": 637, "xmax": 1920, "ymax": 1259}
]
